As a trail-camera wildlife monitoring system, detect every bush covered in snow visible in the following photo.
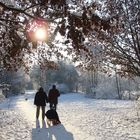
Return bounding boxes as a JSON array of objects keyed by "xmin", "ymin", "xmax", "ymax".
[
  {"xmin": 121, "ymin": 91, "xmax": 140, "ymax": 100},
  {"xmin": 83, "ymin": 72, "xmax": 140, "ymax": 100},
  {"xmin": 95, "ymin": 79, "xmax": 119, "ymax": 99},
  {"xmin": 0, "ymin": 89, "xmax": 5, "ymax": 102}
]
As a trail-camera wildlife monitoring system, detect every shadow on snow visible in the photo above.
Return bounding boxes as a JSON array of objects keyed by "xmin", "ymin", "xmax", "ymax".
[{"xmin": 32, "ymin": 124, "xmax": 74, "ymax": 140}]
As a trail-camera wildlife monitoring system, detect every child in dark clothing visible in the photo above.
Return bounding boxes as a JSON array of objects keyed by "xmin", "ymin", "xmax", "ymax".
[{"xmin": 45, "ymin": 109, "xmax": 61, "ymax": 126}]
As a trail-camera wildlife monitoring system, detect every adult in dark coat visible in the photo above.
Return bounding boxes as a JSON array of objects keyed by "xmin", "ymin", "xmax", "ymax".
[
  {"xmin": 34, "ymin": 87, "xmax": 48, "ymax": 120},
  {"xmin": 48, "ymin": 85, "xmax": 60, "ymax": 110}
]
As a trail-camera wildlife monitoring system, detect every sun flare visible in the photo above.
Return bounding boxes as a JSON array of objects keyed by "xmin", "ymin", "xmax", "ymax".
[
  {"xmin": 34, "ymin": 27, "xmax": 48, "ymax": 41},
  {"xmin": 26, "ymin": 19, "xmax": 48, "ymax": 42}
]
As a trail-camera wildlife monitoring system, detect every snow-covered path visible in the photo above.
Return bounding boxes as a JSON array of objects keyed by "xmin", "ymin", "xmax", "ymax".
[{"xmin": 0, "ymin": 91, "xmax": 140, "ymax": 140}]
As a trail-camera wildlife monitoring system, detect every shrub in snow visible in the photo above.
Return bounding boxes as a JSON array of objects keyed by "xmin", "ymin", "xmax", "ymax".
[
  {"xmin": 134, "ymin": 96, "xmax": 140, "ymax": 121},
  {"xmin": 0, "ymin": 89, "xmax": 5, "ymax": 101},
  {"xmin": 95, "ymin": 80, "xmax": 118, "ymax": 99},
  {"xmin": 121, "ymin": 91, "xmax": 140, "ymax": 100},
  {"xmin": 130, "ymin": 91, "xmax": 140, "ymax": 100},
  {"xmin": 85, "ymin": 87, "xmax": 96, "ymax": 98},
  {"xmin": 121, "ymin": 91, "xmax": 131, "ymax": 100}
]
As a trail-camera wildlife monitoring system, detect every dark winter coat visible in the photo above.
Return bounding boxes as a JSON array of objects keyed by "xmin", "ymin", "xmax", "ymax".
[
  {"xmin": 48, "ymin": 88, "xmax": 60, "ymax": 104},
  {"xmin": 34, "ymin": 90, "xmax": 48, "ymax": 106}
]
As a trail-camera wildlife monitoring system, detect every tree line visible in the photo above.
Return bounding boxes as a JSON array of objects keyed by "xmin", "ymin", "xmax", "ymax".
[{"xmin": 0, "ymin": 60, "xmax": 139, "ymax": 100}]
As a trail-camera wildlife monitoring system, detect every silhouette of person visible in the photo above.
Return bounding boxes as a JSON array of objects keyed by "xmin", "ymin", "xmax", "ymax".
[
  {"xmin": 45, "ymin": 109, "xmax": 61, "ymax": 126},
  {"xmin": 34, "ymin": 87, "xmax": 48, "ymax": 120},
  {"xmin": 48, "ymin": 85, "xmax": 60, "ymax": 110}
]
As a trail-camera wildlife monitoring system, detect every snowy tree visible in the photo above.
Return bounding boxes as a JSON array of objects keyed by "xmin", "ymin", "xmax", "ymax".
[
  {"xmin": 0, "ymin": 68, "xmax": 27, "ymax": 96},
  {"xmin": 45, "ymin": 61, "xmax": 79, "ymax": 92},
  {"xmin": 0, "ymin": 0, "xmax": 139, "ymax": 77},
  {"xmin": 29, "ymin": 61, "xmax": 79, "ymax": 92},
  {"xmin": 101, "ymin": 0, "xmax": 140, "ymax": 77}
]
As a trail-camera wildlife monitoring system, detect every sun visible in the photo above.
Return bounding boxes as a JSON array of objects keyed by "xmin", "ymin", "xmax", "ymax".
[
  {"xmin": 34, "ymin": 27, "xmax": 48, "ymax": 41},
  {"xmin": 26, "ymin": 19, "xmax": 48, "ymax": 42}
]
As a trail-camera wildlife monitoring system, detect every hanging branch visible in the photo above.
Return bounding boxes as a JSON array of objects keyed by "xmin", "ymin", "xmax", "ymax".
[{"xmin": 0, "ymin": 2, "xmax": 55, "ymax": 22}]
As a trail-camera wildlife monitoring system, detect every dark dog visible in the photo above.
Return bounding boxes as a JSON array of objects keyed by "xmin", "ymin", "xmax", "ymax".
[{"xmin": 45, "ymin": 109, "xmax": 61, "ymax": 126}]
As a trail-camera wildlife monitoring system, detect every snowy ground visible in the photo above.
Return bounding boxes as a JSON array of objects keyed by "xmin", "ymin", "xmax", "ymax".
[{"xmin": 0, "ymin": 91, "xmax": 140, "ymax": 140}]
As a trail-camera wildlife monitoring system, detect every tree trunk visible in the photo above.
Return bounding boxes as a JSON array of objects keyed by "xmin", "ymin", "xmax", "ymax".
[{"xmin": 115, "ymin": 69, "xmax": 121, "ymax": 99}]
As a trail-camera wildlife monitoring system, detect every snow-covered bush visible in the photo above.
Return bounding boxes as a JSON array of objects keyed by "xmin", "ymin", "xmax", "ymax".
[
  {"xmin": 121, "ymin": 91, "xmax": 140, "ymax": 100},
  {"xmin": 121, "ymin": 91, "xmax": 131, "ymax": 100},
  {"xmin": 135, "ymin": 96, "xmax": 140, "ymax": 121},
  {"xmin": 0, "ymin": 94, "xmax": 5, "ymax": 101},
  {"xmin": 0, "ymin": 89, "xmax": 5, "ymax": 102},
  {"xmin": 95, "ymin": 79, "xmax": 118, "ymax": 99}
]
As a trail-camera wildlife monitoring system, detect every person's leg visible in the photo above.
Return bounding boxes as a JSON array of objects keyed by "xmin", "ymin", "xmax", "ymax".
[
  {"xmin": 50, "ymin": 103, "xmax": 53, "ymax": 110},
  {"xmin": 36, "ymin": 106, "xmax": 40, "ymax": 119},
  {"xmin": 54, "ymin": 103, "xmax": 57, "ymax": 110},
  {"xmin": 41, "ymin": 106, "xmax": 45, "ymax": 120}
]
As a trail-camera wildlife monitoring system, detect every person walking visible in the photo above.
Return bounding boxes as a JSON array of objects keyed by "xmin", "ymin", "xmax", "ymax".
[
  {"xmin": 34, "ymin": 87, "xmax": 48, "ymax": 121},
  {"xmin": 48, "ymin": 85, "xmax": 60, "ymax": 110}
]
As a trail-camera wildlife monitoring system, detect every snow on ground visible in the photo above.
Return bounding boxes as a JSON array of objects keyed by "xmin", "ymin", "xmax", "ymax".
[{"xmin": 0, "ymin": 91, "xmax": 140, "ymax": 140}]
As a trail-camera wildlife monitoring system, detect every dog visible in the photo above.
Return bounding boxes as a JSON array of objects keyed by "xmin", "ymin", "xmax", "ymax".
[{"xmin": 45, "ymin": 109, "xmax": 61, "ymax": 126}]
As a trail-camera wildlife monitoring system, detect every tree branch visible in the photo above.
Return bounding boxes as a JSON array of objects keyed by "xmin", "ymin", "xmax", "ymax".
[
  {"xmin": 0, "ymin": 2, "xmax": 35, "ymax": 18},
  {"xmin": 23, "ymin": 3, "xmax": 43, "ymax": 11},
  {"xmin": 0, "ymin": 18, "xmax": 23, "ymax": 23},
  {"xmin": 0, "ymin": 2, "xmax": 60, "ymax": 23}
]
